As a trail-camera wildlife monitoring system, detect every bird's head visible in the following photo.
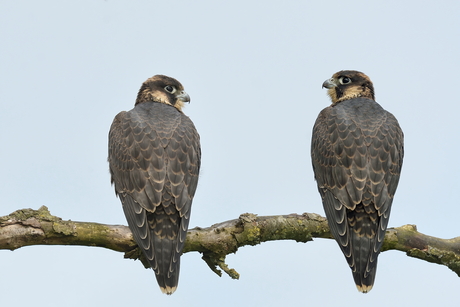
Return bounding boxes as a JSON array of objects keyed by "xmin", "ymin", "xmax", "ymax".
[
  {"xmin": 322, "ymin": 70, "xmax": 375, "ymax": 105},
  {"xmin": 135, "ymin": 75, "xmax": 190, "ymax": 111}
]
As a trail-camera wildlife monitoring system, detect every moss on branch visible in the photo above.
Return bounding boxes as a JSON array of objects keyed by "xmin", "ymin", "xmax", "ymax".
[{"xmin": 1, "ymin": 206, "xmax": 459, "ymax": 279}]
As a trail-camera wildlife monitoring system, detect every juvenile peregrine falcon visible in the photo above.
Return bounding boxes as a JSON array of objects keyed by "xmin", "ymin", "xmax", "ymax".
[
  {"xmin": 108, "ymin": 75, "xmax": 201, "ymax": 294},
  {"xmin": 311, "ymin": 70, "xmax": 404, "ymax": 293}
]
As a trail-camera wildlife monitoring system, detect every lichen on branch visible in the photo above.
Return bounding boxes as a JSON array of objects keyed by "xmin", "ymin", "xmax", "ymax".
[{"xmin": 0, "ymin": 206, "xmax": 459, "ymax": 279}]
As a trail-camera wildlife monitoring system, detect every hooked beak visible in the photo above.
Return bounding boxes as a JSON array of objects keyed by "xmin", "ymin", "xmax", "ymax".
[
  {"xmin": 176, "ymin": 91, "xmax": 191, "ymax": 103},
  {"xmin": 322, "ymin": 78, "xmax": 337, "ymax": 89}
]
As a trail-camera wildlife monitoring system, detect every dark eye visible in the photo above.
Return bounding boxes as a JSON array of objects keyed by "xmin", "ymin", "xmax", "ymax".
[
  {"xmin": 339, "ymin": 77, "xmax": 351, "ymax": 85},
  {"xmin": 164, "ymin": 85, "xmax": 176, "ymax": 93}
]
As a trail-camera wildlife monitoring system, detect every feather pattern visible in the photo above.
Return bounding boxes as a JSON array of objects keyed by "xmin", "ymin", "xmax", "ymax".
[
  {"xmin": 109, "ymin": 98, "xmax": 200, "ymax": 294},
  {"xmin": 312, "ymin": 95, "xmax": 403, "ymax": 293}
]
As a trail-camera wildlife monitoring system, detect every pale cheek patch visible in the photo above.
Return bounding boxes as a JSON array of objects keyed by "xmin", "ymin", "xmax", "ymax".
[
  {"xmin": 150, "ymin": 90, "xmax": 171, "ymax": 105},
  {"xmin": 327, "ymin": 88, "xmax": 338, "ymax": 104},
  {"xmin": 138, "ymin": 89, "xmax": 184, "ymax": 111},
  {"xmin": 335, "ymin": 85, "xmax": 371, "ymax": 103},
  {"xmin": 174, "ymin": 99, "xmax": 184, "ymax": 111},
  {"xmin": 342, "ymin": 86, "xmax": 362, "ymax": 99},
  {"xmin": 140, "ymin": 89, "xmax": 171, "ymax": 105}
]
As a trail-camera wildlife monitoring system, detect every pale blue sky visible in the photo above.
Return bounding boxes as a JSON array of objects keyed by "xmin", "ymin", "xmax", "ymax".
[{"xmin": 1, "ymin": 1, "xmax": 459, "ymax": 306}]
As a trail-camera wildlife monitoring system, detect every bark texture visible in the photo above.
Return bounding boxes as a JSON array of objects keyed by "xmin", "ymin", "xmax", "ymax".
[{"xmin": 1, "ymin": 206, "xmax": 459, "ymax": 279}]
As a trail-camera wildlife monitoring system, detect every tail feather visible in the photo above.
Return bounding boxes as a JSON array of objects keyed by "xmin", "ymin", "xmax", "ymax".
[
  {"xmin": 348, "ymin": 203, "xmax": 381, "ymax": 293},
  {"xmin": 148, "ymin": 207, "xmax": 183, "ymax": 295},
  {"xmin": 153, "ymin": 234, "xmax": 180, "ymax": 295},
  {"xmin": 350, "ymin": 232, "xmax": 378, "ymax": 293},
  {"xmin": 121, "ymin": 194, "xmax": 183, "ymax": 295}
]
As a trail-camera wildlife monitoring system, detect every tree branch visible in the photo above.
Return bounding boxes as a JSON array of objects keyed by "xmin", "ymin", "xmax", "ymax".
[{"xmin": 1, "ymin": 206, "xmax": 459, "ymax": 279}]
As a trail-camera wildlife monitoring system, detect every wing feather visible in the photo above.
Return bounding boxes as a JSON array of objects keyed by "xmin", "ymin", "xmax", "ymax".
[
  {"xmin": 109, "ymin": 102, "xmax": 200, "ymax": 293},
  {"xmin": 312, "ymin": 97, "xmax": 403, "ymax": 291}
]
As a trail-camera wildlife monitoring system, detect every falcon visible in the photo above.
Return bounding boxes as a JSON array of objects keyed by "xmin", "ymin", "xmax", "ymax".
[
  {"xmin": 311, "ymin": 70, "xmax": 404, "ymax": 293},
  {"xmin": 108, "ymin": 75, "xmax": 201, "ymax": 294}
]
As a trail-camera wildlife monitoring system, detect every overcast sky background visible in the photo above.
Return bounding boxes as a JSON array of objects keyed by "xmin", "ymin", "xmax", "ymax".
[{"xmin": 1, "ymin": 1, "xmax": 459, "ymax": 306}]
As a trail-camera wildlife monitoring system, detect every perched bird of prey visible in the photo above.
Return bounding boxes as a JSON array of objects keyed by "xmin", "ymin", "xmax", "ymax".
[
  {"xmin": 311, "ymin": 70, "xmax": 404, "ymax": 293},
  {"xmin": 108, "ymin": 75, "xmax": 201, "ymax": 294}
]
